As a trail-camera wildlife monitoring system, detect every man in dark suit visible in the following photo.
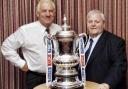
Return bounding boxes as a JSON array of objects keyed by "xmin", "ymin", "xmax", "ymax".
[{"xmin": 84, "ymin": 10, "xmax": 127, "ymax": 89}]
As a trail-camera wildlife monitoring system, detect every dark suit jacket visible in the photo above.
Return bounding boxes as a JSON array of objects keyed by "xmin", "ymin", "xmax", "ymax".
[{"xmin": 85, "ymin": 30, "xmax": 127, "ymax": 89}]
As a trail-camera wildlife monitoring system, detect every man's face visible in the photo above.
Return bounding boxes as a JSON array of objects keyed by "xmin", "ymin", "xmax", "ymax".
[
  {"xmin": 87, "ymin": 13, "xmax": 105, "ymax": 37},
  {"xmin": 37, "ymin": 2, "xmax": 55, "ymax": 27}
]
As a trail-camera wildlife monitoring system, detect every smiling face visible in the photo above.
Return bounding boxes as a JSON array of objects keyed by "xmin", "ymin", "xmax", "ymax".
[
  {"xmin": 36, "ymin": 0, "xmax": 56, "ymax": 27},
  {"xmin": 87, "ymin": 11, "xmax": 105, "ymax": 37}
]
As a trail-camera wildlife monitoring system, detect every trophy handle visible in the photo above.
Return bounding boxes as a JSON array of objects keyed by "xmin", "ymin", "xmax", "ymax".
[
  {"xmin": 52, "ymin": 39, "xmax": 59, "ymax": 56},
  {"xmin": 73, "ymin": 33, "xmax": 88, "ymax": 55}
]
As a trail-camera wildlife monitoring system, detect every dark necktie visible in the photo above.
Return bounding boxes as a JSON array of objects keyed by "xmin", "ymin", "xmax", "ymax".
[
  {"xmin": 46, "ymin": 28, "xmax": 50, "ymax": 34},
  {"xmin": 85, "ymin": 38, "xmax": 93, "ymax": 61}
]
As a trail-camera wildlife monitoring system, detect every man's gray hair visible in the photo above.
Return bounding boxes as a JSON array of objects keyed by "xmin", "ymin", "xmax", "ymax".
[{"xmin": 87, "ymin": 10, "xmax": 105, "ymax": 21}]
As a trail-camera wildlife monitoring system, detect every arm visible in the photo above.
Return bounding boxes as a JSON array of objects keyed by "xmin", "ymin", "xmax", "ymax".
[
  {"xmin": 104, "ymin": 38, "xmax": 127, "ymax": 89},
  {"xmin": 1, "ymin": 29, "xmax": 27, "ymax": 70}
]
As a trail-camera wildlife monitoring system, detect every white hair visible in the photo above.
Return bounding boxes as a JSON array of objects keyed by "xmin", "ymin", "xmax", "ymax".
[
  {"xmin": 36, "ymin": 0, "xmax": 56, "ymax": 13},
  {"xmin": 87, "ymin": 10, "xmax": 105, "ymax": 22}
]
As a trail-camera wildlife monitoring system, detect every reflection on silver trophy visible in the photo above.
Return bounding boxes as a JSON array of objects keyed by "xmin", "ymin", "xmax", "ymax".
[{"xmin": 46, "ymin": 15, "xmax": 88, "ymax": 89}]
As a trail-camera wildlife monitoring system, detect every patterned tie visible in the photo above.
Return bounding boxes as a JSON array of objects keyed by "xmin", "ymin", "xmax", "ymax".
[{"xmin": 85, "ymin": 38, "xmax": 93, "ymax": 62}]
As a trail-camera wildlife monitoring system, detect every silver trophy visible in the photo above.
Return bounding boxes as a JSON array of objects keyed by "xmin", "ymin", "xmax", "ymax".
[{"xmin": 49, "ymin": 16, "xmax": 87, "ymax": 89}]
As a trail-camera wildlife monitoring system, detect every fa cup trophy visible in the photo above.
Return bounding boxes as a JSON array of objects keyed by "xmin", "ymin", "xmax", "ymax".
[{"xmin": 46, "ymin": 16, "xmax": 87, "ymax": 89}]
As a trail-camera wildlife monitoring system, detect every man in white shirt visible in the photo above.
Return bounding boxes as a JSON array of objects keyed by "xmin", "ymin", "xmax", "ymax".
[{"xmin": 1, "ymin": 0, "xmax": 62, "ymax": 89}]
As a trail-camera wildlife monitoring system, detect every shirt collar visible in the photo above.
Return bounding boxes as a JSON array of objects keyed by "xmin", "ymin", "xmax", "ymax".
[
  {"xmin": 37, "ymin": 21, "xmax": 54, "ymax": 34},
  {"xmin": 89, "ymin": 33, "xmax": 102, "ymax": 42}
]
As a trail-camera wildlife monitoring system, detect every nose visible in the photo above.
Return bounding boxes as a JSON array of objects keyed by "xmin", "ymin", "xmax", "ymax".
[
  {"xmin": 46, "ymin": 11, "xmax": 50, "ymax": 16},
  {"xmin": 91, "ymin": 22, "xmax": 96, "ymax": 27}
]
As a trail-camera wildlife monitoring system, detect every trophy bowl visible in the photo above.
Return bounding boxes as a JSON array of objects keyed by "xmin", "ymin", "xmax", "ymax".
[{"xmin": 53, "ymin": 54, "xmax": 79, "ymax": 67}]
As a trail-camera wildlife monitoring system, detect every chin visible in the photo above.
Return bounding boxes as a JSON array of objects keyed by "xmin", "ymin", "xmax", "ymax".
[{"xmin": 90, "ymin": 33, "xmax": 99, "ymax": 37}]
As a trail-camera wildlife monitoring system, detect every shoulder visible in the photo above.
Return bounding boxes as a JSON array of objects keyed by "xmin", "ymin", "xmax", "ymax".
[
  {"xmin": 50, "ymin": 23, "xmax": 62, "ymax": 31},
  {"xmin": 19, "ymin": 21, "xmax": 42, "ymax": 31},
  {"xmin": 103, "ymin": 30, "xmax": 125, "ymax": 42},
  {"xmin": 50, "ymin": 23, "xmax": 62, "ymax": 35},
  {"xmin": 103, "ymin": 30, "xmax": 125, "ymax": 46}
]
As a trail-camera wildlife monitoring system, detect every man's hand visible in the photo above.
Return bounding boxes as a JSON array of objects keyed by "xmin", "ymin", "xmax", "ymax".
[
  {"xmin": 97, "ymin": 83, "xmax": 110, "ymax": 89},
  {"xmin": 21, "ymin": 63, "xmax": 29, "ymax": 72}
]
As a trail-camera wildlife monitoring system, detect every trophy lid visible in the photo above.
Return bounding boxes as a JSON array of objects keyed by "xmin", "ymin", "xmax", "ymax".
[
  {"xmin": 55, "ymin": 15, "xmax": 76, "ymax": 42},
  {"xmin": 61, "ymin": 14, "xmax": 70, "ymax": 31}
]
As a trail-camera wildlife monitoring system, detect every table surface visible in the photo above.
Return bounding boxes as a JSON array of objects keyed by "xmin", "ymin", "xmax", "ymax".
[{"xmin": 34, "ymin": 81, "xmax": 99, "ymax": 89}]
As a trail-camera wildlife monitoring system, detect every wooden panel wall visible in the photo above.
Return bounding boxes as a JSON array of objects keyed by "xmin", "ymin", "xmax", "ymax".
[{"xmin": 0, "ymin": 0, "xmax": 128, "ymax": 89}]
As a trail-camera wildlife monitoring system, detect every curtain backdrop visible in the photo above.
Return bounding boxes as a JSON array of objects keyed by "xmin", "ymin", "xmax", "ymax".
[{"xmin": 0, "ymin": 0, "xmax": 128, "ymax": 89}]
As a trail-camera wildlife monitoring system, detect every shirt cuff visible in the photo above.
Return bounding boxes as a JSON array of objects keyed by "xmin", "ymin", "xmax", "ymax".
[{"xmin": 15, "ymin": 59, "xmax": 26, "ymax": 69}]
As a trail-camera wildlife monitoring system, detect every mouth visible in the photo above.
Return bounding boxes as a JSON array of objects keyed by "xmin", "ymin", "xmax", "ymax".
[{"xmin": 90, "ymin": 28, "xmax": 97, "ymax": 30}]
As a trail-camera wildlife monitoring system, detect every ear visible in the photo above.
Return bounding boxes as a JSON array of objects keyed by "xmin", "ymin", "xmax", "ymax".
[
  {"xmin": 36, "ymin": 11, "xmax": 39, "ymax": 17},
  {"xmin": 103, "ymin": 21, "xmax": 105, "ymax": 28}
]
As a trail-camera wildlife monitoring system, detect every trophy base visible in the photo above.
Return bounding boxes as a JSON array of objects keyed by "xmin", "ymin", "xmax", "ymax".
[{"xmin": 50, "ymin": 85, "xmax": 84, "ymax": 89}]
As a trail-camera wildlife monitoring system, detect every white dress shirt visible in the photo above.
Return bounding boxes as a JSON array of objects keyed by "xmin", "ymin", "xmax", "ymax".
[
  {"xmin": 1, "ymin": 21, "xmax": 62, "ymax": 73},
  {"xmin": 85, "ymin": 33, "xmax": 102, "ymax": 64}
]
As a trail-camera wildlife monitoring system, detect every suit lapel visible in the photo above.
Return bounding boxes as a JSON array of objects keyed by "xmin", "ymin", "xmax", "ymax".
[{"xmin": 87, "ymin": 30, "xmax": 108, "ymax": 65}]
